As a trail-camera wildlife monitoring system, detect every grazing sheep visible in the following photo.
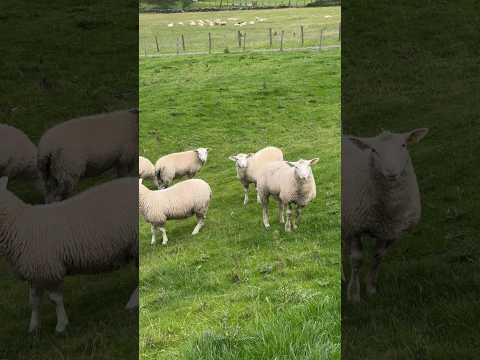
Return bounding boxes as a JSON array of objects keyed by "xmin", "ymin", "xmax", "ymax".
[
  {"xmin": 228, "ymin": 146, "xmax": 283, "ymax": 205},
  {"xmin": 342, "ymin": 128, "xmax": 428, "ymax": 302},
  {"xmin": 139, "ymin": 156, "xmax": 155, "ymax": 181},
  {"xmin": 0, "ymin": 124, "xmax": 38, "ymax": 181},
  {"xmin": 0, "ymin": 177, "xmax": 138, "ymax": 333},
  {"xmin": 257, "ymin": 158, "xmax": 318, "ymax": 232},
  {"xmin": 38, "ymin": 109, "xmax": 138, "ymax": 203},
  {"xmin": 139, "ymin": 178, "xmax": 212, "ymax": 245},
  {"xmin": 154, "ymin": 148, "xmax": 209, "ymax": 189}
]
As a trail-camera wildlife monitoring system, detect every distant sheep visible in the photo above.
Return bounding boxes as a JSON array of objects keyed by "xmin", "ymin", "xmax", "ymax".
[
  {"xmin": 139, "ymin": 178, "xmax": 212, "ymax": 245},
  {"xmin": 38, "ymin": 109, "xmax": 138, "ymax": 203},
  {"xmin": 229, "ymin": 146, "xmax": 283, "ymax": 205},
  {"xmin": 0, "ymin": 177, "xmax": 138, "ymax": 333},
  {"xmin": 257, "ymin": 159, "xmax": 318, "ymax": 232},
  {"xmin": 154, "ymin": 148, "xmax": 208, "ymax": 189},
  {"xmin": 0, "ymin": 124, "xmax": 38, "ymax": 181},
  {"xmin": 342, "ymin": 129, "xmax": 428, "ymax": 302},
  {"xmin": 139, "ymin": 156, "xmax": 155, "ymax": 181}
]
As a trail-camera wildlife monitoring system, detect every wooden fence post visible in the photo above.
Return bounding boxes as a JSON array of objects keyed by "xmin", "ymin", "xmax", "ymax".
[
  {"xmin": 208, "ymin": 32, "xmax": 212, "ymax": 54},
  {"xmin": 238, "ymin": 30, "xmax": 242, "ymax": 47},
  {"xmin": 155, "ymin": 36, "xmax": 159, "ymax": 52},
  {"xmin": 243, "ymin": 32, "xmax": 246, "ymax": 51},
  {"xmin": 176, "ymin": 38, "xmax": 180, "ymax": 55},
  {"xmin": 269, "ymin": 28, "xmax": 273, "ymax": 48},
  {"xmin": 300, "ymin": 25, "xmax": 304, "ymax": 47},
  {"xmin": 319, "ymin": 28, "xmax": 324, "ymax": 51},
  {"xmin": 181, "ymin": 34, "xmax": 186, "ymax": 51},
  {"xmin": 280, "ymin": 30, "xmax": 284, "ymax": 51},
  {"xmin": 339, "ymin": 22, "xmax": 341, "ymax": 41}
]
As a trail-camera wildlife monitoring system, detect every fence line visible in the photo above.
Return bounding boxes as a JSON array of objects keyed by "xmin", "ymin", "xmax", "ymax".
[{"xmin": 141, "ymin": 23, "xmax": 340, "ymax": 56}]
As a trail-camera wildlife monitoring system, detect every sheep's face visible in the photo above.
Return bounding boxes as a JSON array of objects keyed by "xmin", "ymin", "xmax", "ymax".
[
  {"xmin": 349, "ymin": 128, "xmax": 428, "ymax": 181},
  {"xmin": 288, "ymin": 159, "xmax": 319, "ymax": 181},
  {"xmin": 196, "ymin": 148, "xmax": 209, "ymax": 163},
  {"xmin": 228, "ymin": 153, "xmax": 252, "ymax": 169}
]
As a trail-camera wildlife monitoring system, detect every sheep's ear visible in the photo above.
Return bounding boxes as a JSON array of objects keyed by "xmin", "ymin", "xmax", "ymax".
[
  {"xmin": 228, "ymin": 156, "xmax": 237, "ymax": 162},
  {"xmin": 247, "ymin": 153, "xmax": 254, "ymax": 158},
  {"xmin": 0, "ymin": 177, "xmax": 8, "ymax": 190},
  {"xmin": 309, "ymin": 158, "xmax": 319, "ymax": 166},
  {"xmin": 348, "ymin": 136, "xmax": 372, "ymax": 150},
  {"xmin": 205, "ymin": 148, "xmax": 209, "ymax": 151},
  {"xmin": 405, "ymin": 128, "xmax": 429, "ymax": 145}
]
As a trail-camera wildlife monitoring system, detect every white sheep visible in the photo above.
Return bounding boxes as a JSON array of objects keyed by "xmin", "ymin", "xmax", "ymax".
[
  {"xmin": 228, "ymin": 146, "xmax": 283, "ymax": 205},
  {"xmin": 0, "ymin": 124, "xmax": 38, "ymax": 181},
  {"xmin": 342, "ymin": 129, "xmax": 428, "ymax": 302},
  {"xmin": 257, "ymin": 158, "xmax": 318, "ymax": 232},
  {"xmin": 0, "ymin": 176, "xmax": 138, "ymax": 333},
  {"xmin": 154, "ymin": 148, "xmax": 208, "ymax": 189},
  {"xmin": 139, "ymin": 178, "xmax": 212, "ymax": 245},
  {"xmin": 38, "ymin": 109, "xmax": 138, "ymax": 203},
  {"xmin": 139, "ymin": 156, "xmax": 155, "ymax": 181}
]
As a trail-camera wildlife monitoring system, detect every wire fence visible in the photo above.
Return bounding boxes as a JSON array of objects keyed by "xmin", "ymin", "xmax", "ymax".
[{"xmin": 140, "ymin": 22, "xmax": 340, "ymax": 56}]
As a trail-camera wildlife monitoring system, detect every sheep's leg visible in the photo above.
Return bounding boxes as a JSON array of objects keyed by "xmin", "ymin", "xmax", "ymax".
[
  {"xmin": 243, "ymin": 184, "xmax": 249, "ymax": 205},
  {"xmin": 192, "ymin": 213, "xmax": 206, "ymax": 235},
  {"xmin": 366, "ymin": 238, "xmax": 395, "ymax": 295},
  {"xmin": 151, "ymin": 225, "xmax": 157, "ymax": 245},
  {"xmin": 285, "ymin": 204, "xmax": 293, "ymax": 232},
  {"xmin": 347, "ymin": 238, "xmax": 362, "ymax": 302},
  {"xmin": 28, "ymin": 286, "xmax": 44, "ymax": 334},
  {"xmin": 48, "ymin": 286, "xmax": 69, "ymax": 334},
  {"xmin": 278, "ymin": 201, "xmax": 285, "ymax": 224},
  {"xmin": 260, "ymin": 194, "xmax": 270, "ymax": 229},
  {"xmin": 160, "ymin": 227, "xmax": 168, "ymax": 245},
  {"xmin": 293, "ymin": 205, "xmax": 303, "ymax": 230}
]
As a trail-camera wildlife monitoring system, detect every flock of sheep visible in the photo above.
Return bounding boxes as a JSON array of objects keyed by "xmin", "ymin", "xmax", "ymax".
[
  {"xmin": 167, "ymin": 16, "xmax": 267, "ymax": 27},
  {"xmin": 138, "ymin": 146, "xmax": 319, "ymax": 244},
  {"xmin": 0, "ymin": 108, "xmax": 429, "ymax": 334}
]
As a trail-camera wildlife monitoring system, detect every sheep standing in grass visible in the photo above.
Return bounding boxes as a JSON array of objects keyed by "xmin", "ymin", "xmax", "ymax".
[
  {"xmin": 0, "ymin": 177, "xmax": 138, "ymax": 333},
  {"xmin": 154, "ymin": 148, "xmax": 209, "ymax": 189},
  {"xmin": 342, "ymin": 129, "xmax": 428, "ymax": 302},
  {"xmin": 38, "ymin": 109, "xmax": 138, "ymax": 203},
  {"xmin": 0, "ymin": 124, "xmax": 39, "ymax": 181},
  {"xmin": 139, "ymin": 156, "xmax": 155, "ymax": 182},
  {"xmin": 229, "ymin": 146, "xmax": 283, "ymax": 205},
  {"xmin": 257, "ymin": 158, "xmax": 318, "ymax": 232},
  {"xmin": 139, "ymin": 178, "xmax": 212, "ymax": 245}
]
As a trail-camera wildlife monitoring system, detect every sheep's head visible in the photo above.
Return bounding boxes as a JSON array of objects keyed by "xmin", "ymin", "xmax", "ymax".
[
  {"xmin": 196, "ymin": 148, "xmax": 209, "ymax": 163},
  {"xmin": 228, "ymin": 153, "xmax": 253, "ymax": 169},
  {"xmin": 287, "ymin": 159, "xmax": 319, "ymax": 181},
  {"xmin": 348, "ymin": 128, "xmax": 428, "ymax": 181}
]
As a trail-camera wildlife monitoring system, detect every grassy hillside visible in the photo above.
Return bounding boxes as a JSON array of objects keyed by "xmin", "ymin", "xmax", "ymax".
[
  {"xmin": 139, "ymin": 0, "xmax": 325, "ymax": 12},
  {"xmin": 140, "ymin": 7, "xmax": 340, "ymax": 55},
  {"xmin": 139, "ymin": 49, "xmax": 341, "ymax": 359},
  {"xmin": 342, "ymin": 1, "xmax": 480, "ymax": 358}
]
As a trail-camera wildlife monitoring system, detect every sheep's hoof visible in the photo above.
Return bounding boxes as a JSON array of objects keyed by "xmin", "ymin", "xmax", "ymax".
[
  {"xmin": 366, "ymin": 285, "xmax": 377, "ymax": 296},
  {"xmin": 28, "ymin": 325, "xmax": 41, "ymax": 336},
  {"xmin": 55, "ymin": 323, "xmax": 68, "ymax": 335}
]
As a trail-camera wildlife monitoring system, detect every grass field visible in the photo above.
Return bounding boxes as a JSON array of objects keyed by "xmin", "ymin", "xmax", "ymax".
[
  {"xmin": 0, "ymin": 0, "xmax": 138, "ymax": 359},
  {"xmin": 140, "ymin": 7, "xmax": 340, "ymax": 55},
  {"xmin": 139, "ymin": 48, "xmax": 341, "ymax": 358},
  {"xmin": 342, "ymin": 1, "xmax": 480, "ymax": 358}
]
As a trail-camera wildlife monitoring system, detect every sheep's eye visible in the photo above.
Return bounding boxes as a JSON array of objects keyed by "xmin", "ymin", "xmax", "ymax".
[{"xmin": 371, "ymin": 148, "xmax": 377, "ymax": 153}]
